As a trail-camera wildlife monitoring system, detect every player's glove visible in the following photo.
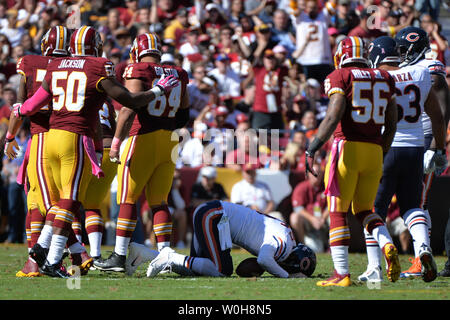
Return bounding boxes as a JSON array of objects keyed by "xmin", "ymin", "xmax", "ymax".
[
  {"xmin": 151, "ymin": 74, "xmax": 179, "ymax": 97},
  {"xmin": 305, "ymin": 137, "xmax": 325, "ymax": 178},
  {"xmin": 433, "ymin": 150, "xmax": 448, "ymax": 176},
  {"xmin": 12, "ymin": 103, "xmax": 23, "ymax": 119},
  {"xmin": 423, "ymin": 149, "xmax": 436, "ymax": 174}
]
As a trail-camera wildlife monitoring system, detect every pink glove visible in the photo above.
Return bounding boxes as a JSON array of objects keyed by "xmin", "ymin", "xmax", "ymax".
[
  {"xmin": 155, "ymin": 74, "xmax": 179, "ymax": 94},
  {"xmin": 13, "ymin": 103, "xmax": 22, "ymax": 118}
]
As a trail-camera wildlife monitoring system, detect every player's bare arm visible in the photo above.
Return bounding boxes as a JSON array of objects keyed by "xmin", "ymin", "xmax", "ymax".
[
  {"xmin": 381, "ymin": 97, "xmax": 398, "ymax": 154},
  {"xmin": 108, "ymin": 78, "xmax": 140, "ymax": 163},
  {"xmin": 5, "ymin": 75, "xmax": 27, "ymax": 159},
  {"xmin": 99, "ymin": 75, "xmax": 179, "ymax": 111},
  {"xmin": 424, "ymin": 88, "xmax": 446, "ymax": 151},
  {"xmin": 305, "ymin": 93, "xmax": 346, "ymax": 176},
  {"xmin": 428, "ymin": 74, "xmax": 450, "ymax": 150}
]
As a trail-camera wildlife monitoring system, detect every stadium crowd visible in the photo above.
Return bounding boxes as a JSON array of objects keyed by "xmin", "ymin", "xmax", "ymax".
[{"xmin": 0, "ymin": 0, "xmax": 449, "ymax": 266}]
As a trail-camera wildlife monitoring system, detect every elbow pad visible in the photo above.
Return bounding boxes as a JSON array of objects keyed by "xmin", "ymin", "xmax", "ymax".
[{"xmin": 175, "ymin": 108, "xmax": 189, "ymax": 129}]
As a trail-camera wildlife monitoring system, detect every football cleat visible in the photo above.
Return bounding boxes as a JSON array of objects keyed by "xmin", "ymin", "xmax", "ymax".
[
  {"xmin": 400, "ymin": 257, "xmax": 422, "ymax": 278},
  {"xmin": 41, "ymin": 260, "xmax": 71, "ymax": 278},
  {"xmin": 29, "ymin": 243, "xmax": 49, "ymax": 268},
  {"xmin": 357, "ymin": 265, "xmax": 383, "ymax": 282},
  {"xmin": 68, "ymin": 251, "xmax": 93, "ymax": 276},
  {"xmin": 418, "ymin": 244, "xmax": 437, "ymax": 282},
  {"xmin": 90, "ymin": 256, "xmax": 104, "ymax": 270},
  {"xmin": 316, "ymin": 270, "xmax": 352, "ymax": 287},
  {"xmin": 125, "ymin": 242, "xmax": 151, "ymax": 276},
  {"xmin": 16, "ymin": 257, "xmax": 42, "ymax": 278},
  {"xmin": 146, "ymin": 247, "xmax": 174, "ymax": 278},
  {"xmin": 382, "ymin": 243, "xmax": 400, "ymax": 282},
  {"xmin": 93, "ymin": 252, "xmax": 126, "ymax": 272},
  {"xmin": 438, "ymin": 266, "xmax": 450, "ymax": 277}
]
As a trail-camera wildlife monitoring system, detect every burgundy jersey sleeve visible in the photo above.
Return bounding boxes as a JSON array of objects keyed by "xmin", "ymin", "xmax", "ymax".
[
  {"xmin": 324, "ymin": 69, "xmax": 346, "ymax": 98},
  {"xmin": 18, "ymin": 55, "xmax": 53, "ymax": 135},
  {"xmin": 123, "ymin": 63, "xmax": 155, "ymax": 83}
]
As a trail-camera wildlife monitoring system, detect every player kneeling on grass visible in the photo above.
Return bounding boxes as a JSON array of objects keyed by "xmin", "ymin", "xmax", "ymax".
[{"xmin": 125, "ymin": 200, "xmax": 316, "ymax": 278}]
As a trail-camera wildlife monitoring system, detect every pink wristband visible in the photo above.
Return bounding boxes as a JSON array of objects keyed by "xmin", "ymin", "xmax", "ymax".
[
  {"xmin": 6, "ymin": 131, "xmax": 15, "ymax": 140},
  {"xmin": 111, "ymin": 137, "xmax": 122, "ymax": 151}
]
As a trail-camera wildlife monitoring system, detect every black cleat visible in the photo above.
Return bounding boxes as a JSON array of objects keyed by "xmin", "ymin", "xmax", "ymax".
[
  {"xmin": 93, "ymin": 252, "xmax": 126, "ymax": 272},
  {"xmin": 438, "ymin": 266, "xmax": 450, "ymax": 277},
  {"xmin": 41, "ymin": 260, "xmax": 71, "ymax": 278},
  {"xmin": 90, "ymin": 256, "xmax": 104, "ymax": 270},
  {"xmin": 29, "ymin": 244, "xmax": 49, "ymax": 268}
]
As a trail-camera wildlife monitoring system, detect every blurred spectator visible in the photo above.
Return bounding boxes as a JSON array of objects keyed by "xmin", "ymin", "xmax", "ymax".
[
  {"xmin": 190, "ymin": 166, "xmax": 228, "ymax": 209},
  {"xmin": 331, "ymin": 0, "xmax": 359, "ymax": 35},
  {"xmin": 298, "ymin": 110, "xmax": 318, "ymax": 139},
  {"xmin": 290, "ymin": 162, "xmax": 329, "ymax": 253},
  {"xmin": 151, "ymin": 0, "xmax": 182, "ymax": 26},
  {"xmin": 203, "ymin": 3, "xmax": 228, "ymax": 40},
  {"xmin": 230, "ymin": 163, "xmax": 275, "ymax": 214},
  {"xmin": 279, "ymin": 140, "xmax": 306, "ymax": 172},
  {"xmin": 0, "ymin": 9, "xmax": 25, "ymax": 47},
  {"xmin": 292, "ymin": 0, "xmax": 334, "ymax": 83},
  {"xmin": 270, "ymin": 9, "xmax": 296, "ymax": 56},
  {"xmin": 227, "ymin": 0, "xmax": 245, "ymax": 28},
  {"xmin": 20, "ymin": 33, "xmax": 37, "ymax": 55},
  {"xmin": 225, "ymin": 129, "xmax": 261, "ymax": 170},
  {"xmin": 247, "ymin": 23, "xmax": 278, "ymax": 62},
  {"xmin": 415, "ymin": 0, "xmax": 441, "ymax": 21},
  {"xmin": 180, "ymin": 122, "xmax": 209, "ymax": 168},
  {"xmin": 2, "ymin": 124, "xmax": 29, "ymax": 243},
  {"xmin": 247, "ymin": 49, "xmax": 288, "ymax": 130},
  {"xmin": 304, "ymin": 78, "xmax": 328, "ymax": 122},
  {"xmin": 188, "ymin": 62, "xmax": 218, "ymax": 119},
  {"xmin": 117, "ymin": 0, "xmax": 139, "ymax": 29},
  {"xmin": 164, "ymin": 7, "xmax": 190, "ymax": 48},
  {"xmin": 208, "ymin": 53, "xmax": 242, "ymax": 101},
  {"xmin": 422, "ymin": 15, "xmax": 448, "ymax": 65},
  {"xmin": 348, "ymin": 8, "xmax": 385, "ymax": 43}
]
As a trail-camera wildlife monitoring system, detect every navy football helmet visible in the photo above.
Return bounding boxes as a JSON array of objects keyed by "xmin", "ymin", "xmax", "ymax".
[
  {"xmin": 279, "ymin": 243, "xmax": 317, "ymax": 277},
  {"xmin": 395, "ymin": 26, "xmax": 430, "ymax": 67},
  {"xmin": 368, "ymin": 36, "xmax": 401, "ymax": 68}
]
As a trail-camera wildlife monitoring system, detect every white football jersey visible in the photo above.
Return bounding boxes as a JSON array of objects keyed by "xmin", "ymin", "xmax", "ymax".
[
  {"xmin": 414, "ymin": 59, "xmax": 447, "ymax": 137},
  {"xmin": 294, "ymin": 9, "xmax": 332, "ymax": 66},
  {"xmin": 221, "ymin": 201, "xmax": 296, "ymax": 277},
  {"xmin": 389, "ymin": 65, "xmax": 432, "ymax": 147}
]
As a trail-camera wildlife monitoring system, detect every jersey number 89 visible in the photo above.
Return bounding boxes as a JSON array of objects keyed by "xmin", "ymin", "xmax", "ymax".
[{"xmin": 148, "ymin": 79, "xmax": 181, "ymax": 118}]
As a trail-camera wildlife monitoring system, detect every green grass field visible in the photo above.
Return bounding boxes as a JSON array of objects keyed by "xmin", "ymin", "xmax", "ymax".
[{"xmin": 0, "ymin": 244, "xmax": 449, "ymax": 300}]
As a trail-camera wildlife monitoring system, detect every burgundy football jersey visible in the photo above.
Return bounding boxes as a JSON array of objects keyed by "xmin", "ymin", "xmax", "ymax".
[
  {"xmin": 122, "ymin": 62, "xmax": 189, "ymax": 136},
  {"xmin": 16, "ymin": 55, "xmax": 53, "ymax": 135},
  {"xmin": 99, "ymin": 99, "xmax": 116, "ymax": 140},
  {"xmin": 252, "ymin": 65, "xmax": 288, "ymax": 113},
  {"xmin": 324, "ymin": 67, "xmax": 396, "ymax": 145},
  {"xmin": 44, "ymin": 56, "xmax": 115, "ymax": 138}
]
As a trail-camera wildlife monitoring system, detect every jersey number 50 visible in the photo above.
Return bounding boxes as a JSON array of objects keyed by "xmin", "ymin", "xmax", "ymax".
[
  {"xmin": 148, "ymin": 80, "xmax": 181, "ymax": 117},
  {"xmin": 352, "ymin": 81, "xmax": 390, "ymax": 124},
  {"xmin": 52, "ymin": 71, "xmax": 87, "ymax": 112}
]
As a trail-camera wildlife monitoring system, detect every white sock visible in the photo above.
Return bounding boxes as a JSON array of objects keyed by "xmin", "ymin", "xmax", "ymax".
[
  {"xmin": 68, "ymin": 241, "xmax": 85, "ymax": 254},
  {"xmin": 75, "ymin": 234, "xmax": 82, "ymax": 243},
  {"xmin": 37, "ymin": 225, "xmax": 53, "ymax": 249},
  {"xmin": 47, "ymin": 234, "xmax": 68, "ymax": 265},
  {"xmin": 191, "ymin": 257, "xmax": 222, "ymax": 277},
  {"xmin": 404, "ymin": 208, "xmax": 429, "ymax": 257},
  {"xmin": 331, "ymin": 245, "xmax": 349, "ymax": 275},
  {"xmin": 88, "ymin": 232, "xmax": 102, "ymax": 257},
  {"xmin": 364, "ymin": 229, "xmax": 381, "ymax": 268},
  {"xmin": 372, "ymin": 225, "xmax": 393, "ymax": 250},
  {"xmin": 115, "ymin": 236, "xmax": 130, "ymax": 256},
  {"xmin": 157, "ymin": 241, "xmax": 170, "ymax": 251}
]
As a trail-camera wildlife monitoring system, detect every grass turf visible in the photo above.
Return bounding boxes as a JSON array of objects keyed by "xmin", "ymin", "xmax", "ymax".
[{"xmin": 0, "ymin": 244, "xmax": 449, "ymax": 300}]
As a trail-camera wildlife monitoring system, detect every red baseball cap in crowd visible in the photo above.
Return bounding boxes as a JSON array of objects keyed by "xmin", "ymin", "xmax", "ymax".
[
  {"xmin": 236, "ymin": 113, "xmax": 249, "ymax": 124},
  {"xmin": 215, "ymin": 106, "xmax": 229, "ymax": 116}
]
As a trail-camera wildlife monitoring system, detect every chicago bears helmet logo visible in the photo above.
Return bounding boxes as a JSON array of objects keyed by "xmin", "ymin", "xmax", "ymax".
[{"xmin": 405, "ymin": 32, "xmax": 420, "ymax": 42}]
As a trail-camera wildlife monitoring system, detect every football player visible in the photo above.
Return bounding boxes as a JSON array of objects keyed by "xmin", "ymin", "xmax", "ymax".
[
  {"xmin": 13, "ymin": 26, "xmax": 179, "ymax": 278},
  {"xmin": 82, "ymin": 98, "xmax": 118, "ymax": 265},
  {"xmin": 305, "ymin": 36, "xmax": 400, "ymax": 287},
  {"xmin": 358, "ymin": 36, "xmax": 446, "ymax": 283},
  {"xmin": 94, "ymin": 33, "xmax": 190, "ymax": 272},
  {"xmin": 393, "ymin": 27, "xmax": 450, "ymax": 279},
  {"xmin": 125, "ymin": 200, "xmax": 316, "ymax": 279},
  {"xmin": 5, "ymin": 26, "xmax": 85, "ymax": 277}
]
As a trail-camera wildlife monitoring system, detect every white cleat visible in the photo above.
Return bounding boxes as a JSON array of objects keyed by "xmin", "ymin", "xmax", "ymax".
[
  {"xmin": 146, "ymin": 247, "xmax": 174, "ymax": 278},
  {"xmin": 125, "ymin": 242, "xmax": 149, "ymax": 276},
  {"xmin": 357, "ymin": 265, "xmax": 383, "ymax": 282}
]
